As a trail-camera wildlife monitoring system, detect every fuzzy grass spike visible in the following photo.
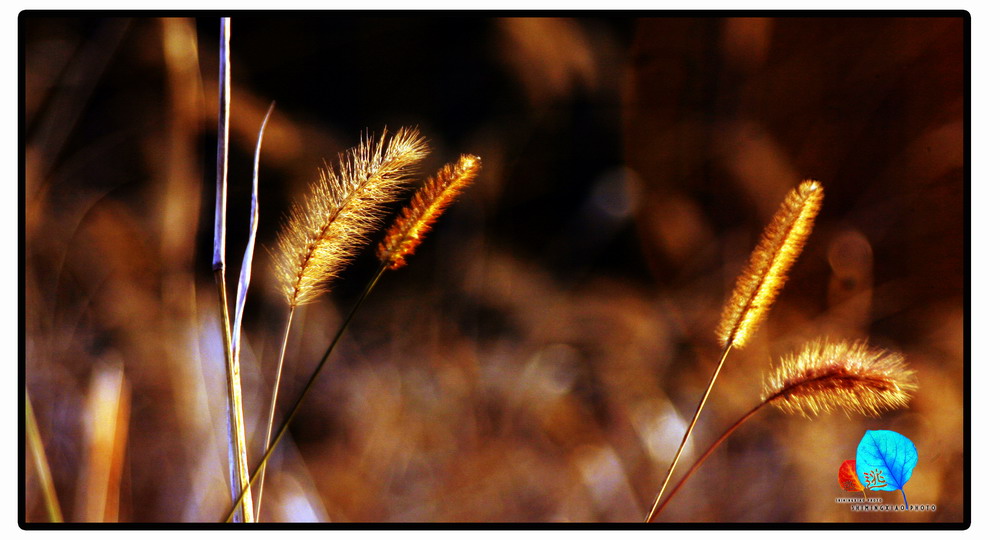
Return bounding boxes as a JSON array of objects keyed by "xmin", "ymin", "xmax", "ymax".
[
  {"xmin": 378, "ymin": 154, "xmax": 481, "ymax": 269},
  {"xmin": 717, "ymin": 180, "xmax": 824, "ymax": 348},
  {"xmin": 763, "ymin": 339, "xmax": 916, "ymax": 416},
  {"xmin": 274, "ymin": 127, "xmax": 430, "ymax": 307}
]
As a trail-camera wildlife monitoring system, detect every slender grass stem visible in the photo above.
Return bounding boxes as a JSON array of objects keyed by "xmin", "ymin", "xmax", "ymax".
[
  {"xmin": 212, "ymin": 16, "xmax": 254, "ymax": 523},
  {"xmin": 255, "ymin": 305, "xmax": 295, "ymax": 521},
  {"xmin": 224, "ymin": 262, "xmax": 389, "ymax": 522},
  {"xmin": 653, "ymin": 400, "xmax": 768, "ymax": 519},
  {"xmin": 215, "ymin": 270, "xmax": 254, "ymax": 522},
  {"xmin": 645, "ymin": 342, "xmax": 734, "ymax": 523},
  {"xmin": 26, "ymin": 391, "xmax": 63, "ymax": 522},
  {"xmin": 212, "ymin": 18, "xmax": 230, "ymax": 271}
]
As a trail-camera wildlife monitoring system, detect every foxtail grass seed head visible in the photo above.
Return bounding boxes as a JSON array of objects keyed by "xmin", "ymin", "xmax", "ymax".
[
  {"xmin": 275, "ymin": 127, "xmax": 430, "ymax": 307},
  {"xmin": 717, "ymin": 180, "xmax": 824, "ymax": 349},
  {"xmin": 378, "ymin": 154, "xmax": 482, "ymax": 270},
  {"xmin": 763, "ymin": 339, "xmax": 916, "ymax": 417}
]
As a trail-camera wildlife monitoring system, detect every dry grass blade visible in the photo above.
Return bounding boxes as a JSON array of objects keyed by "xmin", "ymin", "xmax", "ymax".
[
  {"xmin": 274, "ymin": 127, "xmax": 430, "ymax": 307},
  {"xmin": 717, "ymin": 180, "xmax": 824, "ymax": 348},
  {"xmin": 232, "ymin": 102, "xmax": 275, "ymax": 367},
  {"xmin": 236, "ymin": 102, "xmax": 275, "ymax": 522},
  {"xmin": 26, "ymin": 390, "xmax": 63, "ymax": 522},
  {"xmin": 378, "ymin": 154, "xmax": 482, "ymax": 269},
  {"xmin": 763, "ymin": 339, "xmax": 917, "ymax": 416}
]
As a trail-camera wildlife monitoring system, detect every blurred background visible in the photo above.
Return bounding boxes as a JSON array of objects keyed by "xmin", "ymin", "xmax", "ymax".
[{"xmin": 22, "ymin": 15, "xmax": 964, "ymax": 523}]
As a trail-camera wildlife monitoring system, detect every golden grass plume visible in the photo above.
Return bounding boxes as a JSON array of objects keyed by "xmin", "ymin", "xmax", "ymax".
[
  {"xmin": 717, "ymin": 180, "xmax": 824, "ymax": 348},
  {"xmin": 377, "ymin": 154, "xmax": 482, "ymax": 270},
  {"xmin": 274, "ymin": 127, "xmax": 430, "ymax": 307},
  {"xmin": 763, "ymin": 339, "xmax": 917, "ymax": 416}
]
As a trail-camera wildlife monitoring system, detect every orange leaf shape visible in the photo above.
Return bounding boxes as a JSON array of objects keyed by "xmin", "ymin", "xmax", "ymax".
[{"xmin": 838, "ymin": 459, "xmax": 864, "ymax": 491}]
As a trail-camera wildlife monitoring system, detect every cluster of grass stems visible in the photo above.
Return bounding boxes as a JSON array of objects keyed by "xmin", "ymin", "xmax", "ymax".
[
  {"xmin": 201, "ymin": 17, "xmax": 485, "ymax": 521},
  {"xmin": 643, "ymin": 180, "xmax": 917, "ymax": 522}
]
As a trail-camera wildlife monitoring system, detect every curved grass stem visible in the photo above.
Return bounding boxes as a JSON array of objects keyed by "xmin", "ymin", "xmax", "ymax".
[{"xmin": 653, "ymin": 400, "xmax": 768, "ymax": 519}]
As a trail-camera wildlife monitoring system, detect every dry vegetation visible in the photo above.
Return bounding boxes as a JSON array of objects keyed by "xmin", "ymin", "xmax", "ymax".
[{"xmin": 23, "ymin": 16, "xmax": 964, "ymax": 523}]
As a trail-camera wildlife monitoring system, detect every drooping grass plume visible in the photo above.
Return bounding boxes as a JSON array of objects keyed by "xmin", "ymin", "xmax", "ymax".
[
  {"xmin": 650, "ymin": 339, "xmax": 916, "ymax": 520},
  {"xmin": 645, "ymin": 180, "xmax": 824, "ymax": 523},
  {"xmin": 717, "ymin": 180, "xmax": 824, "ymax": 349},
  {"xmin": 378, "ymin": 154, "xmax": 482, "ymax": 269},
  {"xmin": 274, "ymin": 127, "xmax": 430, "ymax": 307},
  {"xmin": 763, "ymin": 339, "xmax": 916, "ymax": 417}
]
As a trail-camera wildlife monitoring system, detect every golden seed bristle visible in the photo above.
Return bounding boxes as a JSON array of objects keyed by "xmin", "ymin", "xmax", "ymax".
[
  {"xmin": 717, "ymin": 180, "xmax": 824, "ymax": 348},
  {"xmin": 274, "ymin": 127, "xmax": 430, "ymax": 306},
  {"xmin": 763, "ymin": 339, "xmax": 917, "ymax": 417},
  {"xmin": 377, "ymin": 154, "xmax": 481, "ymax": 270}
]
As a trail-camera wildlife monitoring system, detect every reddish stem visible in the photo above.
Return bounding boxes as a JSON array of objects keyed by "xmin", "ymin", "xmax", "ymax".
[{"xmin": 648, "ymin": 400, "xmax": 769, "ymax": 522}]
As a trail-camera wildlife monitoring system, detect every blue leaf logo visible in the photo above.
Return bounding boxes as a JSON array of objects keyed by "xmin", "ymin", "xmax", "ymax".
[{"xmin": 855, "ymin": 430, "xmax": 918, "ymax": 508}]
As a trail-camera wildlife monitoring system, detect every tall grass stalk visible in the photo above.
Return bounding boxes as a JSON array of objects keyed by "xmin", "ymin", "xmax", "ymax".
[
  {"xmin": 212, "ymin": 16, "xmax": 254, "ymax": 523},
  {"xmin": 644, "ymin": 344, "xmax": 732, "ymax": 522},
  {"xmin": 645, "ymin": 180, "xmax": 824, "ymax": 523}
]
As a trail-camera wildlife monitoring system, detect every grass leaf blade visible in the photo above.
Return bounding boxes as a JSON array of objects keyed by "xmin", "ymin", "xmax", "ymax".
[{"xmin": 231, "ymin": 102, "xmax": 275, "ymax": 363}]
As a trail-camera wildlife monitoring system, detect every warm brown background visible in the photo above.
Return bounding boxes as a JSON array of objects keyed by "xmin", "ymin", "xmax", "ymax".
[{"xmin": 23, "ymin": 15, "xmax": 964, "ymax": 523}]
